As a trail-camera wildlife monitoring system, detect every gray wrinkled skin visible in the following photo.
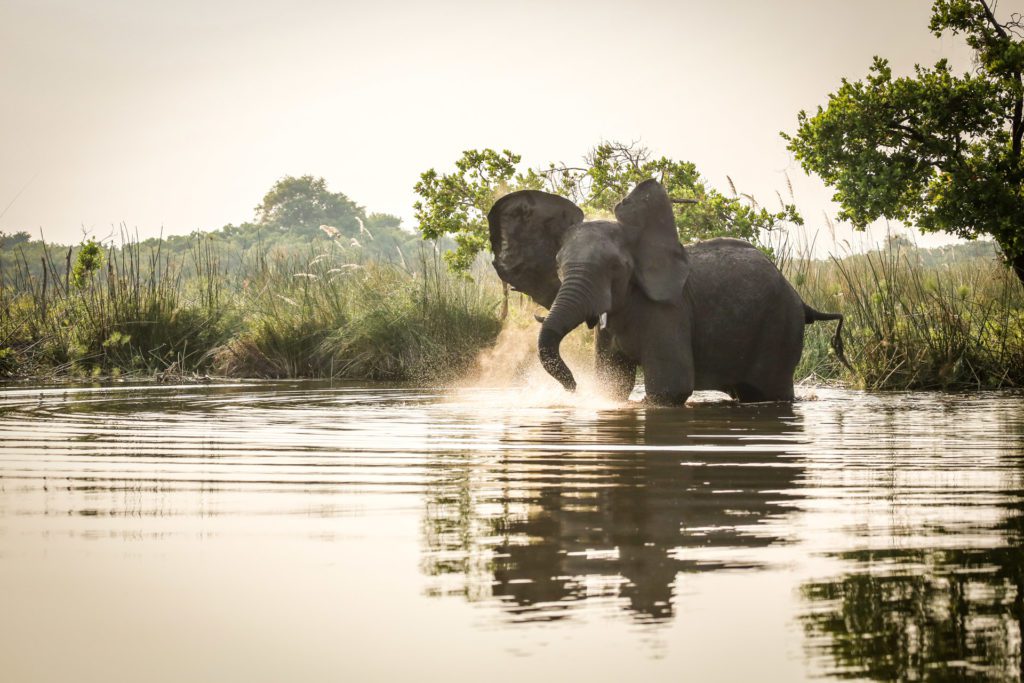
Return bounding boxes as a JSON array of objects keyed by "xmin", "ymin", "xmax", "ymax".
[{"xmin": 488, "ymin": 179, "xmax": 834, "ymax": 406}]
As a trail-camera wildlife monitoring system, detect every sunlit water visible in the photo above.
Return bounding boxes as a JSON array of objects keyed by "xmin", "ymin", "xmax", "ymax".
[{"xmin": 1, "ymin": 381, "xmax": 1022, "ymax": 682}]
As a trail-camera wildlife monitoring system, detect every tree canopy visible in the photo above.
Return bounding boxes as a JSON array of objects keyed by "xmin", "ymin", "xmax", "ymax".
[
  {"xmin": 414, "ymin": 141, "xmax": 801, "ymax": 273},
  {"xmin": 241, "ymin": 175, "xmax": 416, "ymax": 263},
  {"xmin": 784, "ymin": 0, "xmax": 1024, "ymax": 285},
  {"xmin": 255, "ymin": 175, "xmax": 365, "ymax": 239}
]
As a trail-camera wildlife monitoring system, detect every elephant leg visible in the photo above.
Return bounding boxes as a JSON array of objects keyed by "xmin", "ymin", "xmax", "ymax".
[
  {"xmin": 595, "ymin": 328, "xmax": 637, "ymax": 401},
  {"xmin": 644, "ymin": 370, "xmax": 693, "ymax": 405},
  {"xmin": 733, "ymin": 324, "xmax": 801, "ymax": 403},
  {"xmin": 640, "ymin": 328, "xmax": 694, "ymax": 407},
  {"xmin": 734, "ymin": 380, "xmax": 794, "ymax": 403},
  {"xmin": 733, "ymin": 383, "xmax": 767, "ymax": 403}
]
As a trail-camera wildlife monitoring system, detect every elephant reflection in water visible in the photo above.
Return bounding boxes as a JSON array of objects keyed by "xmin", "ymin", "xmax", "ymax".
[{"xmin": 421, "ymin": 402, "xmax": 805, "ymax": 623}]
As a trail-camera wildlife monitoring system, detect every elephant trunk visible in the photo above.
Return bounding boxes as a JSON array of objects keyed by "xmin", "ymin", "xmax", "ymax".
[{"xmin": 538, "ymin": 266, "xmax": 597, "ymax": 392}]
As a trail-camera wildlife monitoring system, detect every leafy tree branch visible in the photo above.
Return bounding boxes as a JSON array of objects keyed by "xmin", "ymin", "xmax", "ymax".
[
  {"xmin": 785, "ymin": 0, "xmax": 1024, "ymax": 286},
  {"xmin": 414, "ymin": 141, "xmax": 801, "ymax": 274}
]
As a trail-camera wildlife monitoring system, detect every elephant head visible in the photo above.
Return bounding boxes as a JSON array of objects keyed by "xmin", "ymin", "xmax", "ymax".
[{"xmin": 488, "ymin": 179, "xmax": 689, "ymax": 392}]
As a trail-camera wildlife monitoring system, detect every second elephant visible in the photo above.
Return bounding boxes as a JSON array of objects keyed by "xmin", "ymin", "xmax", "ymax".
[{"xmin": 487, "ymin": 179, "xmax": 847, "ymax": 405}]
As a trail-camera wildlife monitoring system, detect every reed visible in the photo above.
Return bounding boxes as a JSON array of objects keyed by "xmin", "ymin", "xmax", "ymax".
[
  {"xmin": 211, "ymin": 245, "xmax": 502, "ymax": 380},
  {"xmin": 788, "ymin": 239, "xmax": 1024, "ymax": 389},
  {"xmin": 0, "ymin": 229, "xmax": 231, "ymax": 378},
  {"xmin": 2, "ymin": 228, "xmax": 1022, "ymax": 390}
]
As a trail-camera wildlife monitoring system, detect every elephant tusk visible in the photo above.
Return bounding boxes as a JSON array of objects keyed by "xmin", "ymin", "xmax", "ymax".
[{"xmin": 599, "ymin": 312, "xmax": 608, "ymax": 330}]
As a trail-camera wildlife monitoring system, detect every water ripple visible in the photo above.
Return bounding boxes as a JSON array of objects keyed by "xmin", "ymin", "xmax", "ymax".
[{"xmin": 2, "ymin": 382, "xmax": 1023, "ymax": 680}]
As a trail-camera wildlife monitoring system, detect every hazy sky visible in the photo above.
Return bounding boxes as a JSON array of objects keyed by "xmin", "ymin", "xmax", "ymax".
[{"xmin": 0, "ymin": 0, "xmax": 1014, "ymax": 249}]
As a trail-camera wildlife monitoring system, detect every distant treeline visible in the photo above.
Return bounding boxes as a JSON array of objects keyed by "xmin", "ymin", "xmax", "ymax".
[
  {"xmin": 1, "ymin": 175, "xmax": 428, "ymax": 286},
  {"xmin": 0, "ymin": 221, "xmax": 1002, "ymax": 295}
]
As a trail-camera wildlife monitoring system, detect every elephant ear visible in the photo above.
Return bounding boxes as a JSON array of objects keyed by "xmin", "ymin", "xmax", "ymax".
[
  {"xmin": 614, "ymin": 179, "xmax": 689, "ymax": 302},
  {"xmin": 488, "ymin": 190, "xmax": 584, "ymax": 309}
]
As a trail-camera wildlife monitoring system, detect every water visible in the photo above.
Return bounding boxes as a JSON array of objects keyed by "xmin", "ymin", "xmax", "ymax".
[{"xmin": 1, "ymin": 382, "xmax": 1022, "ymax": 682}]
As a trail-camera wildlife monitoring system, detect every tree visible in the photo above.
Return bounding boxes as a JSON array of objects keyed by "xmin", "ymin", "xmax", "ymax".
[
  {"xmin": 414, "ymin": 149, "xmax": 527, "ymax": 273},
  {"xmin": 0, "ymin": 231, "xmax": 31, "ymax": 249},
  {"xmin": 414, "ymin": 141, "xmax": 801, "ymax": 274},
  {"xmin": 365, "ymin": 212, "xmax": 403, "ymax": 232},
  {"xmin": 255, "ymin": 175, "xmax": 365, "ymax": 239},
  {"xmin": 784, "ymin": 0, "xmax": 1024, "ymax": 287}
]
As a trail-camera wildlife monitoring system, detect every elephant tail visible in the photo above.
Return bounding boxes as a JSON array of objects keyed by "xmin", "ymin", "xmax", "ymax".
[{"xmin": 803, "ymin": 304, "xmax": 852, "ymax": 371}]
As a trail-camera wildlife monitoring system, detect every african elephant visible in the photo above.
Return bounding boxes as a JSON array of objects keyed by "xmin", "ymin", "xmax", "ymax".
[{"xmin": 487, "ymin": 179, "xmax": 847, "ymax": 405}]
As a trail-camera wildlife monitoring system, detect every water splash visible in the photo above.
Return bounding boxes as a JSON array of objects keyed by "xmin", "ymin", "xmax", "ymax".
[
  {"xmin": 451, "ymin": 309, "xmax": 820, "ymax": 408},
  {"xmin": 454, "ymin": 314, "xmax": 628, "ymax": 410}
]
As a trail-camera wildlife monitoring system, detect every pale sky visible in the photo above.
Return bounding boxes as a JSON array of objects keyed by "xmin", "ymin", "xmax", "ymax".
[{"xmin": 0, "ymin": 0, "xmax": 1013, "ymax": 250}]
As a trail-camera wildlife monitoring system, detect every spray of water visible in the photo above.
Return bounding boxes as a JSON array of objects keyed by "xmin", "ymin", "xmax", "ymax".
[
  {"xmin": 452, "ymin": 303, "xmax": 818, "ymax": 408},
  {"xmin": 453, "ymin": 309, "xmax": 630, "ymax": 410}
]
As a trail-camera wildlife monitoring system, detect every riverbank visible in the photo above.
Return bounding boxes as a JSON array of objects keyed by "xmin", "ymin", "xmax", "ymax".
[
  {"xmin": 791, "ymin": 241, "xmax": 1024, "ymax": 389},
  {"xmin": 2, "ymin": 235, "xmax": 1022, "ymax": 390},
  {"xmin": 0, "ymin": 241, "xmax": 502, "ymax": 383}
]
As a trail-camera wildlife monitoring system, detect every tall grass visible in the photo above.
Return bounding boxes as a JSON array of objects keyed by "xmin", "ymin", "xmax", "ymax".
[
  {"xmin": 789, "ymin": 240, "xmax": 1024, "ymax": 389},
  {"xmin": 0, "ymin": 232, "xmax": 230, "ymax": 377},
  {"xmin": 1, "ymin": 234, "xmax": 502, "ymax": 382},
  {"xmin": 2, "ymin": 228, "xmax": 1023, "ymax": 390},
  {"xmin": 214, "ymin": 246, "xmax": 502, "ymax": 380}
]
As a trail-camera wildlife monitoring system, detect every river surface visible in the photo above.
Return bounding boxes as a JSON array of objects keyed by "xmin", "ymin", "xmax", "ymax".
[{"xmin": 1, "ymin": 381, "xmax": 1023, "ymax": 682}]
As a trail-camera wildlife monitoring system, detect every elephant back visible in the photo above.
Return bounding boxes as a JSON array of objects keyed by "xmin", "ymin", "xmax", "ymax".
[{"xmin": 686, "ymin": 238, "xmax": 805, "ymax": 376}]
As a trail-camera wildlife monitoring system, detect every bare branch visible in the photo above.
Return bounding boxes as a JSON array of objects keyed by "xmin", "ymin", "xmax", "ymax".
[
  {"xmin": 538, "ymin": 165, "xmax": 589, "ymax": 174},
  {"xmin": 979, "ymin": 0, "xmax": 1009, "ymax": 38},
  {"xmin": 1006, "ymin": 12, "xmax": 1024, "ymax": 37},
  {"xmin": 979, "ymin": 1, "xmax": 1024, "ymax": 157}
]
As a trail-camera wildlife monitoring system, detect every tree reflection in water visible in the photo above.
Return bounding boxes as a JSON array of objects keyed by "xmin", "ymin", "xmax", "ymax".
[
  {"xmin": 797, "ymin": 393, "xmax": 1024, "ymax": 682},
  {"xmin": 421, "ymin": 402, "xmax": 805, "ymax": 623},
  {"xmin": 801, "ymin": 521, "xmax": 1024, "ymax": 681}
]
